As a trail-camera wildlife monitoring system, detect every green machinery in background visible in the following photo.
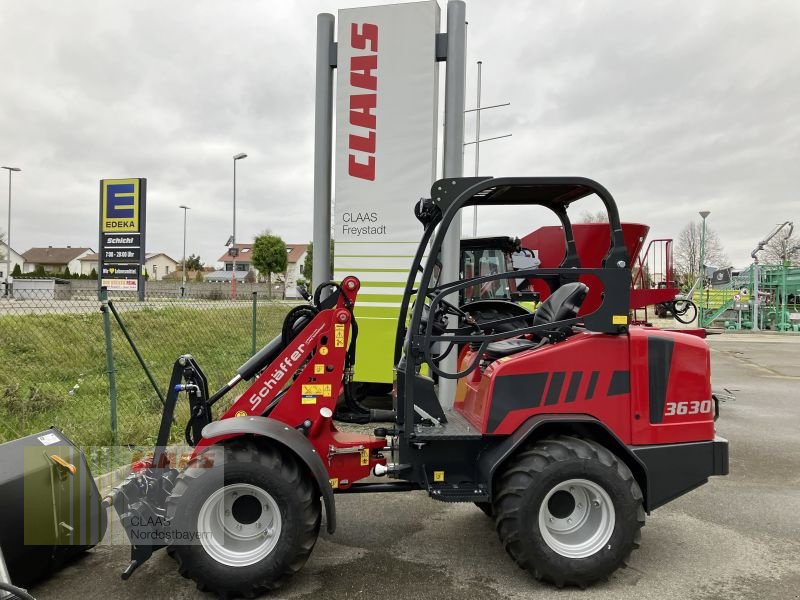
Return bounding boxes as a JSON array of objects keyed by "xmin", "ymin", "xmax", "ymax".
[
  {"xmin": 697, "ymin": 264, "xmax": 800, "ymax": 331},
  {"xmin": 698, "ymin": 222, "xmax": 799, "ymax": 331}
]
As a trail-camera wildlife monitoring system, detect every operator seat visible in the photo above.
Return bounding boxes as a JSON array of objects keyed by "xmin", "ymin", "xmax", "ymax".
[{"xmin": 483, "ymin": 282, "xmax": 589, "ymax": 361}]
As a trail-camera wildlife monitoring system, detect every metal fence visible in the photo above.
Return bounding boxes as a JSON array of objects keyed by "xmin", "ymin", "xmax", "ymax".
[{"xmin": 0, "ymin": 286, "xmax": 295, "ymax": 451}]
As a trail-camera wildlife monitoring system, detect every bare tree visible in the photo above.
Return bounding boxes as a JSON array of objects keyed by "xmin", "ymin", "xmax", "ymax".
[
  {"xmin": 760, "ymin": 233, "xmax": 800, "ymax": 266},
  {"xmin": 674, "ymin": 221, "xmax": 728, "ymax": 288},
  {"xmin": 578, "ymin": 210, "xmax": 608, "ymax": 223},
  {"xmin": 0, "ymin": 230, "xmax": 5, "ymax": 263}
]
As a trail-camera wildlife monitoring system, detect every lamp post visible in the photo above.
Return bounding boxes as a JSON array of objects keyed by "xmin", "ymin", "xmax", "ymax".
[
  {"xmin": 464, "ymin": 61, "xmax": 511, "ymax": 237},
  {"xmin": 232, "ymin": 153, "xmax": 247, "ymax": 298},
  {"xmin": 698, "ymin": 210, "xmax": 710, "ymax": 327},
  {"xmin": 179, "ymin": 205, "xmax": 190, "ymax": 294},
  {"xmin": 1, "ymin": 166, "xmax": 21, "ymax": 297}
]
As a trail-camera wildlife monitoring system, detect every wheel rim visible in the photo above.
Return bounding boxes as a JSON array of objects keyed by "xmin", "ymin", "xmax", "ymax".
[
  {"xmin": 538, "ymin": 478, "xmax": 615, "ymax": 559},
  {"xmin": 197, "ymin": 483, "xmax": 282, "ymax": 567}
]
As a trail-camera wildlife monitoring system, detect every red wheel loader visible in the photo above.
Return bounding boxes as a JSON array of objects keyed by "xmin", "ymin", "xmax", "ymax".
[{"xmin": 108, "ymin": 176, "xmax": 728, "ymax": 597}]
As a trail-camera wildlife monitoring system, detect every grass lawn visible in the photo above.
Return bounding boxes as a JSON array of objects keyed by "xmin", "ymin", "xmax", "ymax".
[{"xmin": 0, "ymin": 301, "xmax": 292, "ymax": 453}]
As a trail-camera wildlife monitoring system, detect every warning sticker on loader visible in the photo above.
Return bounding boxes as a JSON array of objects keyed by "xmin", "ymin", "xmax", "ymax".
[
  {"xmin": 302, "ymin": 395, "xmax": 317, "ymax": 405},
  {"xmin": 334, "ymin": 323, "xmax": 345, "ymax": 348},
  {"xmin": 314, "ymin": 364, "xmax": 325, "ymax": 374},
  {"xmin": 301, "ymin": 384, "xmax": 332, "ymax": 397},
  {"xmin": 360, "ymin": 448, "xmax": 370, "ymax": 466},
  {"xmin": 612, "ymin": 315, "xmax": 628, "ymax": 325}
]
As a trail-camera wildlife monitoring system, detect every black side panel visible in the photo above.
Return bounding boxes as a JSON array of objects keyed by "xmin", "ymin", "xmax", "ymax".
[
  {"xmin": 632, "ymin": 438, "xmax": 729, "ymax": 510},
  {"xmin": 487, "ymin": 372, "xmax": 548, "ymax": 432},
  {"xmin": 413, "ymin": 374, "xmax": 448, "ymax": 423},
  {"xmin": 585, "ymin": 371, "xmax": 599, "ymax": 400},
  {"xmin": 202, "ymin": 417, "xmax": 337, "ymax": 533},
  {"xmin": 608, "ymin": 370, "xmax": 630, "ymax": 396},
  {"xmin": 565, "ymin": 372, "xmax": 582, "ymax": 403},
  {"xmin": 544, "ymin": 372, "xmax": 566, "ymax": 406},
  {"xmin": 648, "ymin": 336, "xmax": 674, "ymax": 423}
]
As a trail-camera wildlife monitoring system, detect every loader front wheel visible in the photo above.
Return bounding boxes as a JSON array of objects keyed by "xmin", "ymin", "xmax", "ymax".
[
  {"xmin": 166, "ymin": 439, "xmax": 321, "ymax": 597},
  {"xmin": 494, "ymin": 436, "xmax": 644, "ymax": 588}
]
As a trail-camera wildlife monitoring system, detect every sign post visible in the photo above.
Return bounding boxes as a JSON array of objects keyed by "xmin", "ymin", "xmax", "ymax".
[{"xmin": 99, "ymin": 178, "xmax": 147, "ymax": 301}]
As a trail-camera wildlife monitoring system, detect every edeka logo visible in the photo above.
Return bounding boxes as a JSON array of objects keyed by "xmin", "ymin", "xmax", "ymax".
[
  {"xmin": 348, "ymin": 23, "xmax": 378, "ymax": 181},
  {"xmin": 102, "ymin": 180, "xmax": 140, "ymax": 232}
]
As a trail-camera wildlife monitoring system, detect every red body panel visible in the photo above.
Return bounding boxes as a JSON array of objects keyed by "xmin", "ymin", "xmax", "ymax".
[
  {"xmin": 628, "ymin": 327, "xmax": 714, "ymax": 444},
  {"xmin": 455, "ymin": 327, "xmax": 714, "ymax": 446},
  {"xmin": 195, "ymin": 277, "xmax": 385, "ymax": 490}
]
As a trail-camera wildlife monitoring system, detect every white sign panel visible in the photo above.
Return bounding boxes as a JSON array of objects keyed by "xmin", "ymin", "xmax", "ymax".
[
  {"xmin": 101, "ymin": 278, "xmax": 139, "ymax": 291},
  {"xmin": 334, "ymin": 1, "xmax": 440, "ymax": 382}
]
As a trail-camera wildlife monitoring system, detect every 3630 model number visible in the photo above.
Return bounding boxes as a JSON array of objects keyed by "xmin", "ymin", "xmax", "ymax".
[{"xmin": 664, "ymin": 400, "xmax": 713, "ymax": 416}]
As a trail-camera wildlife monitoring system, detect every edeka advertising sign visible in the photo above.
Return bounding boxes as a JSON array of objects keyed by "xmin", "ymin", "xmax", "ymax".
[
  {"xmin": 99, "ymin": 179, "xmax": 146, "ymax": 293},
  {"xmin": 333, "ymin": 1, "xmax": 440, "ymax": 384}
]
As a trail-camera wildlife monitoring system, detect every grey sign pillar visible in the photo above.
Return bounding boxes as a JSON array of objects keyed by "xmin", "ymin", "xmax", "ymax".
[
  {"xmin": 312, "ymin": 13, "xmax": 335, "ymax": 290},
  {"xmin": 438, "ymin": 0, "xmax": 467, "ymax": 407}
]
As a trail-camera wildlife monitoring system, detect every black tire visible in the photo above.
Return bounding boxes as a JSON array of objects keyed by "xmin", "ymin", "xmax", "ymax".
[
  {"xmin": 494, "ymin": 436, "xmax": 645, "ymax": 588},
  {"xmin": 166, "ymin": 439, "xmax": 321, "ymax": 598}
]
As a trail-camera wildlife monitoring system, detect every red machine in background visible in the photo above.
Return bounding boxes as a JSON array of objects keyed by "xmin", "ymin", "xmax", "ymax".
[{"xmin": 521, "ymin": 223, "xmax": 679, "ymax": 323}]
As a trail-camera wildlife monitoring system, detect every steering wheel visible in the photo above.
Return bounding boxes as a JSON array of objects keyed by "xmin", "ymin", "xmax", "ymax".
[
  {"xmin": 425, "ymin": 290, "xmax": 471, "ymax": 320},
  {"xmin": 419, "ymin": 291, "xmax": 483, "ymax": 365}
]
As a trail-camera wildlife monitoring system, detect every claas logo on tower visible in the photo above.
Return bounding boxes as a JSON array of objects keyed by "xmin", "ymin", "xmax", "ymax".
[{"xmin": 102, "ymin": 179, "xmax": 140, "ymax": 232}]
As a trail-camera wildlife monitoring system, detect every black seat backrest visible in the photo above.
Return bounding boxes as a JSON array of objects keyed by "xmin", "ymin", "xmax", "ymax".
[{"xmin": 533, "ymin": 282, "xmax": 589, "ymax": 327}]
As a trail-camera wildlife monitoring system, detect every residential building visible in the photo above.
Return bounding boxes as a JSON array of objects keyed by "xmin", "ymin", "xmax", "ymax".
[
  {"xmin": 21, "ymin": 246, "xmax": 94, "ymax": 274},
  {"xmin": 0, "ymin": 241, "xmax": 25, "ymax": 279},
  {"xmin": 144, "ymin": 253, "xmax": 178, "ymax": 281},
  {"xmin": 216, "ymin": 244, "xmax": 254, "ymax": 273},
  {"xmin": 284, "ymin": 244, "xmax": 308, "ymax": 298},
  {"xmin": 78, "ymin": 253, "xmax": 99, "ymax": 276},
  {"xmin": 216, "ymin": 243, "xmax": 308, "ymax": 298},
  {"xmin": 76, "ymin": 251, "xmax": 178, "ymax": 280}
]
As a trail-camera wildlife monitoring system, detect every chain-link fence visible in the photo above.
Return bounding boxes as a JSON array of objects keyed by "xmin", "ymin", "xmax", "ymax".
[{"xmin": 0, "ymin": 283, "xmax": 295, "ymax": 454}]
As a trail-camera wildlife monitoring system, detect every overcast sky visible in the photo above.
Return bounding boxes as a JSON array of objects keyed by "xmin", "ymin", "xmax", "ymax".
[{"xmin": 1, "ymin": 0, "xmax": 798, "ymax": 269}]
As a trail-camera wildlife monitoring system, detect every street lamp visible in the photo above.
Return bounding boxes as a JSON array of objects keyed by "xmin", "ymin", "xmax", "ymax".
[
  {"xmin": 231, "ymin": 153, "xmax": 247, "ymax": 298},
  {"xmin": 464, "ymin": 61, "xmax": 511, "ymax": 237},
  {"xmin": 1, "ymin": 166, "xmax": 21, "ymax": 297},
  {"xmin": 179, "ymin": 205, "xmax": 190, "ymax": 293},
  {"xmin": 698, "ymin": 210, "xmax": 710, "ymax": 327}
]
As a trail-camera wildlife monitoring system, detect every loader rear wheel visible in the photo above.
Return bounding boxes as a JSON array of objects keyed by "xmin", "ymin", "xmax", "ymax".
[
  {"xmin": 166, "ymin": 439, "xmax": 321, "ymax": 598},
  {"xmin": 494, "ymin": 436, "xmax": 644, "ymax": 588}
]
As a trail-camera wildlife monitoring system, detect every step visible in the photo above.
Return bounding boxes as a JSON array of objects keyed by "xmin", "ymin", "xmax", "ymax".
[{"xmin": 428, "ymin": 485, "xmax": 489, "ymax": 503}]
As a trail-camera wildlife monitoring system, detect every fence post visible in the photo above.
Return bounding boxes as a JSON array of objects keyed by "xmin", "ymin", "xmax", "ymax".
[
  {"xmin": 252, "ymin": 291, "xmax": 258, "ymax": 355},
  {"xmin": 100, "ymin": 287, "xmax": 118, "ymax": 446}
]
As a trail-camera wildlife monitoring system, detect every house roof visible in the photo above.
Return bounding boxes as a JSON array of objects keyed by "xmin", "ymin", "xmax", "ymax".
[
  {"xmin": 22, "ymin": 247, "xmax": 93, "ymax": 265},
  {"xmin": 218, "ymin": 243, "xmax": 254, "ymax": 263},
  {"xmin": 0, "ymin": 241, "xmax": 23, "ymax": 258},
  {"xmin": 217, "ymin": 243, "xmax": 307, "ymax": 264},
  {"xmin": 79, "ymin": 253, "xmax": 99, "ymax": 261},
  {"xmin": 145, "ymin": 252, "xmax": 177, "ymax": 263},
  {"xmin": 286, "ymin": 244, "xmax": 307, "ymax": 264}
]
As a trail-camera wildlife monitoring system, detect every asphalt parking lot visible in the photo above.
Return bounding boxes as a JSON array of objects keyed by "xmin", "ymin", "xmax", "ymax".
[{"xmin": 30, "ymin": 332, "xmax": 800, "ymax": 600}]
